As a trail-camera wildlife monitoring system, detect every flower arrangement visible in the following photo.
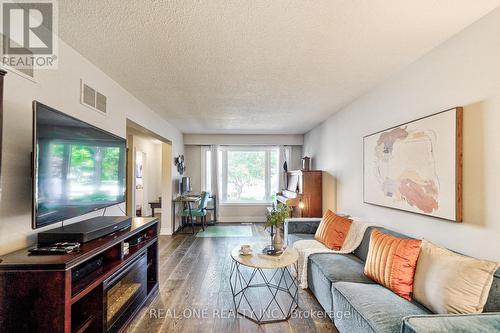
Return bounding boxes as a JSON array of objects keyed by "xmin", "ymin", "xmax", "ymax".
[{"xmin": 265, "ymin": 203, "xmax": 290, "ymax": 230}]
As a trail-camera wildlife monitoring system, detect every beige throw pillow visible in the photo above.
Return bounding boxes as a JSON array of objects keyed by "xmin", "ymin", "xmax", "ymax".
[{"xmin": 413, "ymin": 240, "xmax": 499, "ymax": 314}]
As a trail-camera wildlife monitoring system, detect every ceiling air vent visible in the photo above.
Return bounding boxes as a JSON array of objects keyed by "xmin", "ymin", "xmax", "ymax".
[{"xmin": 80, "ymin": 80, "xmax": 107, "ymax": 114}]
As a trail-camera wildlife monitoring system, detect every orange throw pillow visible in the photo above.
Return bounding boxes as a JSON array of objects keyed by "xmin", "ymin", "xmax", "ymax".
[
  {"xmin": 314, "ymin": 210, "xmax": 352, "ymax": 250},
  {"xmin": 364, "ymin": 229, "xmax": 422, "ymax": 300}
]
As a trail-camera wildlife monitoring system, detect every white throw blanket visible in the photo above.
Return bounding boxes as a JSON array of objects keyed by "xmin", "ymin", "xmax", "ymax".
[{"xmin": 293, "ymin": 219, "xmax": 373, "ymax": 289}]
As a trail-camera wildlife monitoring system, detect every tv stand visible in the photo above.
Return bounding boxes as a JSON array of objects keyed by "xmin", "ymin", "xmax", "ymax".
[{"xmin": 0, "ymin": 217, "xmax": 159, "ymax": 333}]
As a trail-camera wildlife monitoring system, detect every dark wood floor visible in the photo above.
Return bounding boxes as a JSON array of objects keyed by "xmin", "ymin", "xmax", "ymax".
[{"xmin": 127, "ymin": 223, "xmax": 338, "ymax": 333}]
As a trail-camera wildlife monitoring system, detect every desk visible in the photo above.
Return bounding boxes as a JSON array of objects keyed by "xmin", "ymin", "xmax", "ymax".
[
  {"xmin": 172, "ymin": 195, "xmax": 201, "ymax": 234},
  {"xmin": 148, "ymin": 201, "xmax": 161, "ymax": 217},
  {"xmin": 172, "ymin": 194, "xmax": 218, "ymax": 234}
]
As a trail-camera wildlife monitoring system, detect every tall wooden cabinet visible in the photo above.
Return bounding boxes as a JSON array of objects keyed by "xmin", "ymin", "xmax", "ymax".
[
  {"xmin": 300, "ymin": 170, "xmax": 323, "ymax": 217},
  {"xmin": 277, "ymin": 170, "xmax": 323, "ymax": 218}
]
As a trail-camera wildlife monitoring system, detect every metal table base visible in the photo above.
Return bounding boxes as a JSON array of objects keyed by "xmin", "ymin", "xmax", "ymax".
[{"xmin": 229, "ymin": 260, "xmax": 299, "ymax": 324}]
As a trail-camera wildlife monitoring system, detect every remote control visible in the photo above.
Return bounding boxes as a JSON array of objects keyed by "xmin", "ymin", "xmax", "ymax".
[{"xmin": 28, "ymin": 242, "xmax": 81, "ymax": 255}]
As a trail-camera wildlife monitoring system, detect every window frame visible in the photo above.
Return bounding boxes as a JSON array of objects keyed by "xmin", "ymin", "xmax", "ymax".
[{"xmin": 202, "ymin": 145, "xmax": 279, "ymax": 205}]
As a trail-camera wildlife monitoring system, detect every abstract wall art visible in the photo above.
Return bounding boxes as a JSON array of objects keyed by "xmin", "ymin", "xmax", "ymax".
[{"xmin": 363, "ymin": 107, "xmax": 462, "ymax": 221}]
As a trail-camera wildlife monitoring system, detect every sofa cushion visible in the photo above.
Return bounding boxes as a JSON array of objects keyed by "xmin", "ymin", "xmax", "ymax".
[
  {"xmin": 484, "ymin": 268, "xmax": 500, "ymax": 312},
  {"xmin": 308, "ymin": 256, "xmax": 335, "ymax": 316},
  {"xmin": 402, "ymin": 313, "xmax": 500, "ymax": 333},
  {"xmin": 307, "ymin": 253, "xmax": 376, "ymax": 318},
  {"xmin": 288, "ymin": 233, "xmax": 314, "ymax": 245},
  {"xmin": 310, "ymin": 253, "xmax": 375, "ymax": 285},
  {"xmin": 353, "ymin": 226, "xmax": 413, "ymax": 262},
  {"xmin": 332, "ymin": 281, "xmax": 430, "ymax": 333}
]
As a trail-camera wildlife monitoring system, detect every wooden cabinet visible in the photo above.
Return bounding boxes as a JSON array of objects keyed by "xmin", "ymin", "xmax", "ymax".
[
  {"xmin": 0, "ymin": 217, "xmax": 159, "ymax": 333},
  {"xmin": 301, "ymin": 170, "xmax": 323, "ymax": 217},
  {"xmin": 277, "ymin": 170, "xmax": 322, "ymax": 218}
]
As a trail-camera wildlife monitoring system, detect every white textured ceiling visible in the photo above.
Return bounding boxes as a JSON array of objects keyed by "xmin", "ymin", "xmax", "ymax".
[{"xmin": 58, "ymin": 1, "xmax": 500, "ymax": 134}]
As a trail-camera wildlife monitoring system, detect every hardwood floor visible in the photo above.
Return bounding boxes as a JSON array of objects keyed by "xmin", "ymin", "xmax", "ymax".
[{"xmin": 127, "ymin": 223, "xmax": 338, "ymax": 333}]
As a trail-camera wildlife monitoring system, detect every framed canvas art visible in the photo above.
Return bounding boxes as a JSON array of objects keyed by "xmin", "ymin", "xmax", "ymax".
[{"xmin": 363, "ymin": 107, "xmax": 462, "ymax": 221}]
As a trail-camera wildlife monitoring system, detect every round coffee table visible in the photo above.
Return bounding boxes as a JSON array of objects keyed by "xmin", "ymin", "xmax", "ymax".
[{"xmin": 229, "ymin": 244, "xmax": 299, "ymax": 324}]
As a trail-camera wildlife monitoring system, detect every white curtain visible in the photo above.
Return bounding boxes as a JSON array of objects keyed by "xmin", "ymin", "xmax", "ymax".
[
  {"xmin": 210, "ymin": 145, "xmax": 220, "ymax": 220},
  {"xmin": 278, "ymin": 145, "xmax": 290, "ymax": 191}
]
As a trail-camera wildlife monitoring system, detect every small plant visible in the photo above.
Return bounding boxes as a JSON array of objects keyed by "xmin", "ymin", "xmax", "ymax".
[{"xmin": 265, "ymin": 204, "xmax": 290, "ymax": 230}]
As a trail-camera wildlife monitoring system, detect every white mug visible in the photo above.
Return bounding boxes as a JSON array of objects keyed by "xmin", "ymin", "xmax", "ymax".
[{"xmin": 240, "ymin": 244, "xmax": 251, "ymax": 254}]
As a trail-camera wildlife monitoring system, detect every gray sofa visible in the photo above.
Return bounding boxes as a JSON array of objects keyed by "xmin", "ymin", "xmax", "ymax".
[{"xmin": 284, "ymin": 218, "xmax": 500, "ymax": 333}]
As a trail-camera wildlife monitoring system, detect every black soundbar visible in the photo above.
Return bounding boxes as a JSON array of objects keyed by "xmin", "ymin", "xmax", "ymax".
[{"xmin": 37, "ymin": 216, "xmax": 132, "ymax": 244}]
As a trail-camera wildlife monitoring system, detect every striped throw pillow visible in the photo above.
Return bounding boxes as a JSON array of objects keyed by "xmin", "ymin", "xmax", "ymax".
[{"xmin": 364, "ymin": 229, "xmax": 422, "ymax": 300}]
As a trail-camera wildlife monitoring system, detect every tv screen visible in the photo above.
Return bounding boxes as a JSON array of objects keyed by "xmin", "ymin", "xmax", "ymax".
[{"xmin": 32, "ymin": 102, "xmax": 126, "ymax": 228}]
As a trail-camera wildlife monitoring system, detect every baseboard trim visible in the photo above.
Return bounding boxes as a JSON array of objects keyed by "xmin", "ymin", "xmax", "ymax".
[{"xmin": 160, "ymin": 228, "xmax": 172, "ymax": 235}]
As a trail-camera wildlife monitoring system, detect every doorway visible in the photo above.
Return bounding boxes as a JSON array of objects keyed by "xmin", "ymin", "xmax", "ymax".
[{"xmin": 126, "ymin": 120, "xmax": 173, "ymax": 234}]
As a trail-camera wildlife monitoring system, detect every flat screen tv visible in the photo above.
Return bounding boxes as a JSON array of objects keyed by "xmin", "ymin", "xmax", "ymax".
[{"xmin": 32, "ymin": 101, "xmax": 126, "ymax": 229}]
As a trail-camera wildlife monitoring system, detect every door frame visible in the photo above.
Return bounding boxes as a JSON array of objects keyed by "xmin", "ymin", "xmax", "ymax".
[{"xmin": 126, "ymin": 119, "xmax": 173, "ymax": 234}]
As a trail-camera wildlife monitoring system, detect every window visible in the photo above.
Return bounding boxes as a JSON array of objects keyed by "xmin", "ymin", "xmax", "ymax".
[{"xmin": 202, "ymin": 146, "xmax": 279, "ymax": 203}]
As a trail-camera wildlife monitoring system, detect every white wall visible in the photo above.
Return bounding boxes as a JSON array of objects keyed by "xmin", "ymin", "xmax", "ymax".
[
  {"xmin": 0, "ymin": 40, "xmax": 183, "ymax": 255},
  {"xmin": 303, "ymin": 7, "xmax": 500, "ymax": 261},
  {"xmin": 184, "ymin": 145, "xmax": 202, "ymax": 193},
  {"xmin": 132, "ymin": 136, "xmax": 162, "ymax": 216},
  {"xmin": 289, "ymin": 146, "xmax": 303, "ymax": 171}
]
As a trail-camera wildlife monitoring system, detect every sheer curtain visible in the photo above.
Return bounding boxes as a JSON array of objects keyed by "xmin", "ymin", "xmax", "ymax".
[
  {"xmin": 278, "ymin": 145, "xmax": 290, "ymax": 191},
  {"xmin": 209, "ymin": 145, "xmax": 220, "ymax": 220}
]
